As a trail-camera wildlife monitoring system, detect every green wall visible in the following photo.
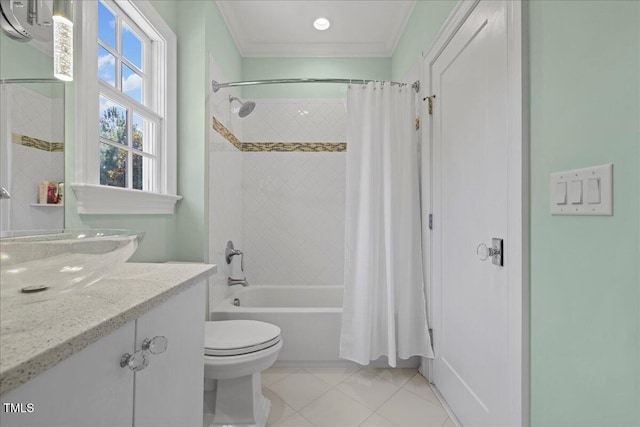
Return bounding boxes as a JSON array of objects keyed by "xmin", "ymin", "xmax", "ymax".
[
  {"xmin": 241, "ymin": 57, "xmax": 391, "ymax": 98},
  {"xmin": 529, "ymin": 1, "xmax": 640, "ymax": 425},
  {"xmin": 173, "ymin": 2, "xmax": 207, "ymax": 262},
  {"xmin": 390, "ymin": 0, "xmax": 457, "ymax": 80},
  {"xmin": 149, "ymin": 0, "xmax": 178, "ymax": 34},
  {"xmin": 0, "ymin": 33, "xmax": 62, "ymax": 98},
  {"xmin": 170, "ymin": 0, "xmax": 242, "ymax": 262},
  {"xmin": 205, "ymin": 2, "xmax": 242, "ymax": 83},
  {"xmin": 0, "ymin": 34, "xmax": 53, "ymax": 79}
]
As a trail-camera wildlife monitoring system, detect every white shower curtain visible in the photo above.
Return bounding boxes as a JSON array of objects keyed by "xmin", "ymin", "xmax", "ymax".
[{"xmin": 340, "ymin": 81, "xmax": 434, "ymax": 367}]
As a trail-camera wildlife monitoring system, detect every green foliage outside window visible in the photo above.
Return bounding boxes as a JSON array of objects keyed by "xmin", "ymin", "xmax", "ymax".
[{"xmin": 100, "ymin": 106, "xmax": 143, "ymax": 189}]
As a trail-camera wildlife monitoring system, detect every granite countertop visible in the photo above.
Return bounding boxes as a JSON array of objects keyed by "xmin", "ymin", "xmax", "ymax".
[{"xmin": 0, "ymin": 262, "xmax": 216, "ymax": 396}]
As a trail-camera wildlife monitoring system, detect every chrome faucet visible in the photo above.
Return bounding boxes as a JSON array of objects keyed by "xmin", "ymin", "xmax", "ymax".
[
  {"xmin": 228, "ymin": 277, "xmax": 249, "ymax": 287},
  {"xmin": 0, "ymin": 186, "xmax": 10, "ymax": 199}
]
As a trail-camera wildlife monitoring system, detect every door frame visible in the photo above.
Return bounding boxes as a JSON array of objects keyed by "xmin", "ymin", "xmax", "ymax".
[{"xmin": 419, "ymin": 1, "xmax": 529, "ymax": 426}]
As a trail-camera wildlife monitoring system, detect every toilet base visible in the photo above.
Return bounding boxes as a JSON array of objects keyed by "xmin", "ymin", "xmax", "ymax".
[{"xmin": 210, "ymin": 372, "xmax": 271, "ymax": 427}]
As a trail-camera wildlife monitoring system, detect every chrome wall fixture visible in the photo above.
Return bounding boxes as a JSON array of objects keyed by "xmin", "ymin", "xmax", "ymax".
[
  {"xmin": 0, "ymin": 0, "xmax": 53, "ymax": 41},
  {"xmin": 0, "ymin": 0, "xmax": 74, "ymax": 81},
  {"xmin": 229, "ymin": 95, "xmax": 256, "ymax": 118},
  {"xmin": 212, "ymin": 78, "xmax": 420, "ymax": 93}
]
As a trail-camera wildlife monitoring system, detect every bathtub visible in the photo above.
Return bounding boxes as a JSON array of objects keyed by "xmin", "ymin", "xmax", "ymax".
[{"xmin": 211, "ymin": 285, "xmax": 344, "ymax": 365}]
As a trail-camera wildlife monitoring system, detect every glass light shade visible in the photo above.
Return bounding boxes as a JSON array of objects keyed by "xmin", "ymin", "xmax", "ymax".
[{"xmin": 53, "ymin": 1, "xmax": 74, "ymax": 81}]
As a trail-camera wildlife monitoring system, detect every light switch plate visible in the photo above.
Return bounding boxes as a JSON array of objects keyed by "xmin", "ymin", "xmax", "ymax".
[{"xmin": 550, "ymin": 164, "xmax": 613, "ymax": 215}]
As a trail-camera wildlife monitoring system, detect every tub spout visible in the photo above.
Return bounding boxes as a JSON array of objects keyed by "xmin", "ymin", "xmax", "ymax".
[{"xmin": 228, "ymin": 277, "xmax": 249, "ymax": 287}]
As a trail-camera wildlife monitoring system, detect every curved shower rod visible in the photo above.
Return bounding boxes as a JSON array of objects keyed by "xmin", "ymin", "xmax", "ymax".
[{"xmin": 212, "ymin": 78, "xmax": 420, "ymax": 93}]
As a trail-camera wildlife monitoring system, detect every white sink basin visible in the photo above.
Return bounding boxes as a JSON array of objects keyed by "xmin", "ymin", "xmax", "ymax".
[{"xmin": 0, "ymin": 229, "xmax": 144, "ymax": 301}]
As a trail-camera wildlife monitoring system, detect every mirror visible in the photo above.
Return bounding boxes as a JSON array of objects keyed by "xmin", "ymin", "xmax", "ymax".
[{"xmin": 0, "ymin": 21, "xmax": 65, "ymax": 233}]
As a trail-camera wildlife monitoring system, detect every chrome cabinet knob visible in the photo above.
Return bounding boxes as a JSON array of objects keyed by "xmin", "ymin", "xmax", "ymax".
[
  {"xmin": 142, "ymin": 336, "xmax": 168, "ymax": 355},
  {"xmin": 120, "ymin": 350, "xmax": 149, "ymax": 371}
]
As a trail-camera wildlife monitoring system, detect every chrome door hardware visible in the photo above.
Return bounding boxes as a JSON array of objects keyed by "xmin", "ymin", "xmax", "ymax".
[
  {"xmin": 120, "ymin": 350, "xmax": 149, "ymax": 371},
  {"xmin": 476, "ymin": 238, "xmax": 504, "ymax": 266},
  {"xmin": 142, "ymin": 336, "xmax": 168, "ymax": 355},
  {"xmin": 225, "ymin": 240, "xmax": 245, "ymax": 271}
]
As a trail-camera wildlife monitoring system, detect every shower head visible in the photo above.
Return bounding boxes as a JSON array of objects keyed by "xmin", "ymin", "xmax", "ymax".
[{"xmin": 229, "ymin": 95, "xmax": 256, "ymax": 118}]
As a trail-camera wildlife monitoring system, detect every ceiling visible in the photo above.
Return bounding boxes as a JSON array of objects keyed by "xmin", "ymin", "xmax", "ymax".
[{"xmin": 215, "ymin": 1, "xmax": 416, "ymax": 57}]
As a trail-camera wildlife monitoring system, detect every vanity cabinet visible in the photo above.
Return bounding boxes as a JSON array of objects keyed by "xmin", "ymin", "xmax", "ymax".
[{"xmin": 1, "ymin": 282, "xmax": 205, "ymax": 427}]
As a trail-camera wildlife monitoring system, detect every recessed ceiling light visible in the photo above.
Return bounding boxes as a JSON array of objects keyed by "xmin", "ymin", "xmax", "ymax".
[{"xmin": 313, "ymin": 17, "xmax": 331, "ymax": 31}]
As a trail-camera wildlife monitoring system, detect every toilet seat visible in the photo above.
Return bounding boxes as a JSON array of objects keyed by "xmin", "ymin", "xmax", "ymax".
[{"xmin": 205, "ymin": 320, "xmax": 281, "ymax": 357}]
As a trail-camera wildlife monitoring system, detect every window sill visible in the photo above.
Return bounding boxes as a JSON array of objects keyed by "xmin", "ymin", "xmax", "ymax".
[{"xmin": 71, "ymin": 183, "xmax": 182, "ymax": 215}]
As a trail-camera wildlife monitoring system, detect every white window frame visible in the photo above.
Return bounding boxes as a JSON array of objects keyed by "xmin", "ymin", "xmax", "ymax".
[{"xmin": 72, "ymin": 0, "xmax": 180, "ymax": 214}]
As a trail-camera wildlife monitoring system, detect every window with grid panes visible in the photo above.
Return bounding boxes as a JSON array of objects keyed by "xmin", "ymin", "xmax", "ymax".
[{"xmin": 97, "ymin": 0, "xmax": 158, "ymax": 191}]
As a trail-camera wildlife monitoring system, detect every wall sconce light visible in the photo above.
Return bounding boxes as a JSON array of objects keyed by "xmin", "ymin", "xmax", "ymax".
[{"xmin": 52, "ymin": 0, "xmax": 74, "ymax": 81}]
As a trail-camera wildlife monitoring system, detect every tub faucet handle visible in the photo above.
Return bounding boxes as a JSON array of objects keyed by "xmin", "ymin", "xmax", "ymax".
[{"xmin": 225, "ymin": 240, "xmax": 245, "ymax": 271}]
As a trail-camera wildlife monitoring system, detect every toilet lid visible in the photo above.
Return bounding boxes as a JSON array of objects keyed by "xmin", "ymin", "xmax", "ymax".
[{"xmin": 205, "ymin": 320, "xmax": 281, "ymax": 356}]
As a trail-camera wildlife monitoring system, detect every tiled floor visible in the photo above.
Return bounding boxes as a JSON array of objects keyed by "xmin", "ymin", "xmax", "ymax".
[{"xmin": 204, "ymin": 367, "xmax": 457, "ymax": 427}]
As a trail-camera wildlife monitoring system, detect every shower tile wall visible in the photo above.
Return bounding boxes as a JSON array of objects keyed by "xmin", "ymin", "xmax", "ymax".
[
  {"xmin": 208, "ymin": 55, "xmax": 245, "ymax": 305},
  {"xmin": 241, "ymin": 99, "xmax": 346, "ymax": 286},
  {"xmin": 6, "ymin": 85, "xmax": 64, "ymax": 230},
  {"xmin": 242, "ymin": 99, "xmax": 346, "ymax": 143}
]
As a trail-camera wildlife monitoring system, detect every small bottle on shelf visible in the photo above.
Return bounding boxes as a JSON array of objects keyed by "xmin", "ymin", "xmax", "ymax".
[
  {"xmin": 57, "ymin": 182, "xmax": 64, "ymax": 204},
  {"xmin": 38, "ymin": 181, "xmax": 49, "ymax": 204},
  {"xmin": 47, "ymin": 183, "xmax": 56, "ymax": 204}
]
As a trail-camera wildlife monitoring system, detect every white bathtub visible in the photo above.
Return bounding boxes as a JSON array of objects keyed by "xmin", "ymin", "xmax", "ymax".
[{"xmin": 211, "ymin": 285, "xmax": 344, "ymax": 365}]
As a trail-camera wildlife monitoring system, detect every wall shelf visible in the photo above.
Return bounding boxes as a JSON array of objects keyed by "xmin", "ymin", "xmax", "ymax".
[{"xmin": 30, "ymin": 203, "xmax": 64, "ymax": 207}]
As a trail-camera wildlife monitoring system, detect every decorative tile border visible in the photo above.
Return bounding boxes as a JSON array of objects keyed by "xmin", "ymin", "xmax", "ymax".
[
  {"xmin": 243, "ymin": 142, "xmax": 346, "ymax": 152},
  {"xmin": 212, "ymin": 116, "xmax": 346, "ymax": 153},
  {"xmin": 12, "ymin": 134, "xmax": 63, "ymax": 152},
  {"xmin": 212, "ymin": 117, "xmax": 243, "ymax": 151},
  {"xmin": 50, "ymin": 142, "xmax": 64, "ymax": 152}
]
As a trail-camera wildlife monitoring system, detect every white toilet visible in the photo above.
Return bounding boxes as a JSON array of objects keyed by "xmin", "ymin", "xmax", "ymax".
[{"xmin": 204, "ymin": 320, "xmax": 282, "ymax": 427}]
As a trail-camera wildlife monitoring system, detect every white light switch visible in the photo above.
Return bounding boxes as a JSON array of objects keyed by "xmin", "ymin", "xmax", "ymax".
[
  {"xmin": 555, "ymin": 182, "xmax": 567, "ymax": 204},
  {"xmin": 569, "ymin": 181, "xmax": 582, "ymax": 204},
  {"xmin": 550, "ymin": 164, "xmax": 613, "ymax": 216},
  {"xmin": 587, "ymin": 178, "xmax": 601, "ymax": 204}
]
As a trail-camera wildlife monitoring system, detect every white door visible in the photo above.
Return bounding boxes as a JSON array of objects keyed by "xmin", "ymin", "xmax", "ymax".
[
  {"xmin": 134, "ymin": 282, "xmax": 206, "ymax": 427},
  {"xmin": 429, "ymin": 1, "xmax": 518, "ymax": 426},
  {"xmin": 1, "ymin": 323, "xmax": 135, "ymax": 427}
]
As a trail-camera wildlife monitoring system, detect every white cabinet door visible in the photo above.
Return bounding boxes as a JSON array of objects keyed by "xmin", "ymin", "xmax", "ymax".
[
  {"xmin": 1, "ymin": 323, "xmax": 135, "ymax": 427},
  {"xmin": 133, "ymin": 282, "xmax": 205, "ymax": 427}
]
